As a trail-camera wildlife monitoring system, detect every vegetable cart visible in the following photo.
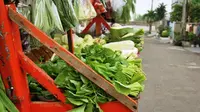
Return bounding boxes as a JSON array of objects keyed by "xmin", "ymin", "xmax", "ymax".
[{"xmin": 0, "ymin": 1, "xmax": 139, "ymax": 112}]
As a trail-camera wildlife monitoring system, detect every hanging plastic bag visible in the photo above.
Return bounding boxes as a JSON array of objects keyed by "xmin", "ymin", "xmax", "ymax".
[
  {"xmin": 73, "ymin": 0, "xmax": 97, "ymax": 21},
  {"xmin": 17, "ymin": 4, "xmax": 32, "ymax": 51},
  {"xmin": 53, "ymin": 0, "xmax": 78, "ymax": 31},
  {"xmin": 45, "ymin": 0, "xmax": 64, "ymax": 33},
  {"xmin": 31, "ymin": 0, "xmax": 64, "ymax": 48},
  {"xmin": 32, "ymin": 0, "xmax": 50, "ymax": 34},
  {"xmin": 17, "ymin": 3, "xmax": 31, "ymax": 21},
  {"xmin": 111, "ymin": 0, "xmax": 126, "ymax": 11},
  {"xmin": 32, "ymin": 0, "xmax": 64, "ymax": 35}
]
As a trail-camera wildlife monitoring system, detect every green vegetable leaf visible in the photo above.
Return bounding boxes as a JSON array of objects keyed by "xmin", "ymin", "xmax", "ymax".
[
  {"xmin": 114, "ymin": 81, "xmax": 132, "ymax": 95},
  {"xmin": 80, "ymin": 76, "xmax": 89, "ymax": 84},
  {"xmin": 54, "ymin": 68, "xmax": 68, "ymax": 85},
  {"xmin": 0, "ymin": 100, "xmax": 6, "ymax": 112},
  {"xmin": 68, "ymin": 104, "xmax": 86, "ymax": 112},
  {"xmin": 67, "ymin": 98, "xmax": 84, "ymax": 106},
  {"xmin": 85, "ymin": 103, "xmax": 94, "ymax": 112},
  {"xmin": 0, "ymin": 89, "xmax": 19, "ymax": 112},
  {"xmin": 114, "ymin": 81, "xmax": 144, "ymax": 97}
]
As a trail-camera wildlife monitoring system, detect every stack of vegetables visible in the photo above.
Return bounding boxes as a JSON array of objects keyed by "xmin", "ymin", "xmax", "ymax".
[
  {"xmin": 107, "ymin": 25, "xmax": 145, "ymax": 52},
  {"xmin": 0, "ymin": 77, "xmax": 19, "ymax": 112},
  {"xmin": 16, "ymin": 0, "xmax": 146, "ymax": 111},
  {"xmin": 28, "ymin": 33, "xmax": 146, "ymax": 112}
]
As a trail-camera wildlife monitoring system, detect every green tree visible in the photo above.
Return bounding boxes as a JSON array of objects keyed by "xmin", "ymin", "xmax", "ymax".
[
  {"xmin": 189, "ymin": 3, "xmax": 200, "ymax": 22},
  {"xmin": 191, "ymin": 0, "xmax": 200, "ymax": 4},
  {"xmin": 143, "ymin": 10, "xmax": 156, "ymax": 34},
  {"xmin": 170, "ymin": 4, "xmax": 183, "ymax": 22},
  {"xmin": 155, "ymin": 3, "xmax": 167, "ymax": 21}
]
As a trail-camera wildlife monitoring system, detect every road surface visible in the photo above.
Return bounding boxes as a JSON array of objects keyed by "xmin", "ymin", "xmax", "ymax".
[{"xmin": 139, "ymin": 38, "xmax": 200, "ymax": 112}]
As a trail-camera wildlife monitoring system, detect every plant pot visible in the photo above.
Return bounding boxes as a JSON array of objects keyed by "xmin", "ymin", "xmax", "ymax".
[{"xmin": 182, "ymin": 41, "xmax": 191, "ymax": 47}]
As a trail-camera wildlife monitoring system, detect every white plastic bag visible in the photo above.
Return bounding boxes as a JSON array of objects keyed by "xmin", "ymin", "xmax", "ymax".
[
  {"xmin": 32, "ymin": 0, "xmax": 64, "ymax": 34},
  {"xmin": 75, "ymin": 0, "xmax": 97, "ymax": 21},
  {"xmin": 111, "ymin": 0, "xmax": 126, "ymax": 11}
]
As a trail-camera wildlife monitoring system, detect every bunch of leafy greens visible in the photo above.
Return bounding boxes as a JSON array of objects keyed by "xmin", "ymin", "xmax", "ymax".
[
  {"xmin": 108, "ymin": 27, "xmax": 145, "ymax": 52},
  {"xmin": 31, "ymin": 56, "xmax": 114, "ymax": 112},
  {"xmin": 29, "ymin": 44, "xmax": 145, "ymax": 112},
  {"xmin": 0, "ymin": 77, "xmax": 19, "ymax": 112},
  {"xmin": 79, "ymin": 44, "xmax": 146, "ymax": 96}
]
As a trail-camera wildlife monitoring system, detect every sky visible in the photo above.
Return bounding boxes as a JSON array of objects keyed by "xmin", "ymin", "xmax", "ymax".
[{"xmin": 135, "ymin": 0, "xmax": 172, "ymax": 15}]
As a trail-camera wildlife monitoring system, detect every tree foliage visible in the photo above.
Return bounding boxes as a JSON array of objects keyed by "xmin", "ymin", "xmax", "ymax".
[
  {"xmin": 143, "ymin": 10, "xmax": 156, "ymax": 33},
  {"xmin": 155, "ymin": 3, "xmax": 167, "ymax": 21},
  {"xmin": 189, "ymin": 3, "xmax": 200, "ymax": 22},
  {"xmin": 143, "ymin": 3, "xmax": 166, "ymax": 22},
  {"xmin": 143, "ymin": 10, "xmax": 156, "ymax": 24},
  {"xmin": 191, "ymin": 0, "xmax": 200, "ymax": 4},
  {"xmin": 170, "ymin": 4, "xmax": 183, "ymax": 22},
  {"xmin": 170, "ymin": 1, "xmax": 200, "ymax": 22}
]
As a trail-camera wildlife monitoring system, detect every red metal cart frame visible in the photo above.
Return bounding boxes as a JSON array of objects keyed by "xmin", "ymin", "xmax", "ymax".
[
  {"xmin": 82, "ymin": 0, "xmax": 111, "ymax": 36},
  {"xmin": 0, "ymin": 1, "xmax": 137, "ymax": 112}
]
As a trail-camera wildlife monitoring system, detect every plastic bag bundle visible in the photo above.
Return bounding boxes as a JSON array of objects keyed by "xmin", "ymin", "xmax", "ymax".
[
  {"xmin": 17, "ymin": 4, "xmax": 32, "ymax": 50},
  {"xmin": 30, "ymin": 0, "xmax": 64, "ymax": 48},
  {"xmin": 53, "ymin": 0, "xmax": 78, "ymax": 31},
  {"xmin": 111, "ymin": 0, "xmax": 126, "ymax": 11},
  {"xmin": 45, "ymin": 0, "xmax": 64, "ymax": 33},
  {"xmin": 73, "ymin": 0, "xmax": 97, "ymax": 21},
  {"xmin": 32, "ymin": 0, "xmax": 64, "ymax": 35},
  {"xmin": 17, "ymin": 3, "xmax": 31, "ymax": 21},
  {"xmin": 112, "ymin": 0, "xmax": 136, "ymax": 23}
]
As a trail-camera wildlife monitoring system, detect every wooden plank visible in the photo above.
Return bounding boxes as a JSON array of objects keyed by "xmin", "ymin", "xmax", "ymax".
[
  {"xmin": 30, "ymin": 48, "xmax": 41, "ymax": 62},
  {"xmin": 0, "ymin": 3, "xmax": 31, "ymax": 112},
  {"xmin": 9, "ymin": 8, "xmax": 138, "ymax": 111},
  {"xmin": 67, "ymin": 29, "xmax": 74, "ymax": 53},
  {"xmin": 30, "ymin": 102, "xmax": 72, "ymax": 112},
  {"xmin": 18, "ymin": 52, "xmax": 66, "ymax": 103},
  {"xmin": 25, "ymin": 51, "xmax": 38, "ymax": 62},
  {"xmin": 37, "ymin": 47, "xmax": 52, "ymax": 62},
  {"xmin": 30, "ymin": 101, "xmax": 133, "ymax": 112},
  {"xmin": 40, "ymin": 46, "xmax": 53, "ymax": 58}
]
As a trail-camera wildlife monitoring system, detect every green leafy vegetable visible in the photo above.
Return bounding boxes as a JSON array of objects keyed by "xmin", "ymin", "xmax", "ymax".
[
  {"xmin": 68, "ymin": 104, "xmax": 86, "ymax": 112},
  {"xmin": 108, "ymin": 27, "xmax": 144, "ymax": 52},
  {"xmin": 29, "ymin": 44, "xmax": 145, "ymax": 112},
  {"xmin": 80, "ymin": 44, "xmax": 146, "ymax": 96},
  {"xmin": 0, "ymin": 77, "xmax": 19, "ymax": 112}
]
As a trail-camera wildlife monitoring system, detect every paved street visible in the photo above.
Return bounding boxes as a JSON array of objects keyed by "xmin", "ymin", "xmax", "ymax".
[{"xmin": 139, "ymin": 38, "xmax": 200, "ymax": 112}]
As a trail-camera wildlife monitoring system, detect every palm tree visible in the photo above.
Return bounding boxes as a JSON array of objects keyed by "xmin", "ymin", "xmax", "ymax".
[
  {"xmin": 155, "ymin": 3, "xmax": 167, "ymax": 21},
  {"xmin": 143, "ymin": 10, "xmax": 156, "ymax": 34}
]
